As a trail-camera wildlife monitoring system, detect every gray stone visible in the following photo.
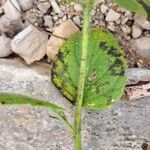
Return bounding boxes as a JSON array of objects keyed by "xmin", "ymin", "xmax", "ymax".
[
  {"xmin": 74, "ymin": 3, "xmax": 83, "ymax": 12},
  {"xmin": 107, "ymin": 22, "xmax": 116, "ymax": 32},
  {"xmin": 0, "ymin": 58, "xmax": 150, "ymax": 149},
  {"xmin": 37, "ymin": 2, "xmax": 51, "ymax": 14},
  {"xmin": 51, "ymin": 0, "xmax": 62, "ymax": 14},
  {"xmin": 134, "ymin": 14, "xmax": 150, "ymax": 30},
  {"xmin": 0, "ymin": 34, "xmax": 12, "ymax": 57},
  {"xmin": 17, "ymin": 0, "xmax": 33, "ymax": 11},
  {"xmin": 134, "ymin": 37, "xmax": 150, "ymax": 62},
  {"xmin": 72, "ymin": 16, "xmax": 81, "ymax": 25},
  {"xmin": 132, "ymin": 25, "xmax": 142, "ymax": 38},
  {"xmin": 83, "ymin": 97, "xmax": 150, "ymax": 149},
  {"xmin": 11, "ymin": 25, "xmax": 48, "ymax": 64},
  {"xmin": 0, "ymin": 58, "xmax": 73, "ymax": 150},
  {"xmin": 44, "ymin": 15, "xmax": 53, "ymax": 28},
  {"xmin": 126, "ymin": 68, "xmax": 150, "ymax": 85},
  {"xmin": 58, "ymin": 12, "xmax": 64, "ymax": 18},
  {"xmin": 3, "ymin": 0, "xmax": 21, "ymax": 20},
  {"xmin": 106, "ymin": 9, "xmax": 121, "ymax": 22},
  {"xmin": 122, "ymin": 25, "xmax": 131, "ymax": 34},
  {"xmin": 0, "ymin": 15, "xmax": 29, "ymax": 37},
  {"xmin": 100, "ymin": 4, "xmax": 108, "ymax": 14}
]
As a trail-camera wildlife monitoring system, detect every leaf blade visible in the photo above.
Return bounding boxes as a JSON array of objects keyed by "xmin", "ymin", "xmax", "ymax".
[
  {"xmin": 114, "ymin": 0, "xmax": 150, "ymax": 20},
  {"xmin": 52, "ymin": 28, "xmax": 127, "ymax": 109}
]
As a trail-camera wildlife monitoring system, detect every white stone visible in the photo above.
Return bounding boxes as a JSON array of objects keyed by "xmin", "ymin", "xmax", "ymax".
[
  {"xmin": 126, "ymin": 68, "xmax": 150, "ymax": 85},
  {"xmin": 73, "ymin": 16, "xmax": 80, "ymax": 25},
  {"xmin": 51, "ymin": 0, "xmax": 62, "ymax": 14},
  {"xmin": 106, "ymin": 9, "xmax": 121, "ymax": 22},
  {"xmin": 3, "ymin": 0, "xmax": 21, "ymax": 20},
  {"xmin": 58, "ymin": 12, "xmax": 64, "ymax": 18},
  {"xmin": 134, "ymin": 14, "xmax": 150, "ymax": 30},
  {"xmin": 37, "ymin": 2, "xmax": 51, "ymax": 14},
  {"xmin": 132, "ymin": 25, "xmax": 142, "ymax": 38},
  {"xmin": 46, "ymin": 20, "xmax": 79, "ymax": 59},
  {"xmin": 17, "ymin": 0, "xmax": 33, "ymax": 11},
  {"xmin": 121, "ymin": 17, "xmax": 129, "ymax": 25},
  {"xmin": 134, "ymin": 37, "xmax": 150, "ymax": 62},
  {"xmin": 0, "ymin": 15, "xmax": 11, "ymax": 32},
  {"xmin": 122, "ymin": 26, "xmax": 131, "ymax": 34},
  {"xmin": 100, "ymin": 4, "xmax": 108, "ymax": 14},
  {"xmin": 11, "ymin": 25, "xmax": 48, "ymax": 64},
  {"xmin": 74, "ymin": 3, "xmax": 83, "ymax": 12},
  {"xmin": 107, "ymin": 22, "xmax": 116, "ymax": 32},
  {"xmin": 44, "ymin": 15, "xmax": 53, "ymax": 28},
  {"xmin": 0, "ymin": 34, "xmax": 12, "ymax": 57}
]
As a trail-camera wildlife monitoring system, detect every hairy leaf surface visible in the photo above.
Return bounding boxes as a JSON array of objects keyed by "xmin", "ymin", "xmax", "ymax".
[
  {"xmin": 114, "ymin": 0, "xmax": 150, "ymax": 20},
  {"xmin": 52, "ymin": 29, "xmax": 127, "ymax": 109}
]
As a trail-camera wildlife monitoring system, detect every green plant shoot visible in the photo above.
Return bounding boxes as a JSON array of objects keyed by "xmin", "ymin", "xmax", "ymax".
[{"xmin": 0, "ymin": 0, "xmax": 149, "ymax": 150}]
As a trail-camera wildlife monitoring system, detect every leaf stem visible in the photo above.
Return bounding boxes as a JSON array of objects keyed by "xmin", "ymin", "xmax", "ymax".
[{"xmin": 74, "ymin": 2, "xmax": 90, "ymax": 150}]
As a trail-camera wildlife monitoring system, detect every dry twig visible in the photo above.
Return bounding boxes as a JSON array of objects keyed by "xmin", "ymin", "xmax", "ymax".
[{"xmin": 125, "ymin": 81, "xmax": 150, "ymax": 100}]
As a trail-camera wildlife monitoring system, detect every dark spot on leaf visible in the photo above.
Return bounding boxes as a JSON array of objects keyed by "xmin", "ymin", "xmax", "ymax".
[
  {"xmin": 119, "ymin": 70, "xmax": 125, "ymax": 76},
  {"xmin": 107, "ymin": 46, "xmax": 121, "ymax": 57},
  {"xmin": 1, "ymin": 101, "xmax": 5, "ymax": 104},
  {"xmin": 99, "ymin": 42, "xmax": 107, "ymax": 49},
  {"xmin": 114, "ymin": 58, "xmax": 122, "ymax": 66}
]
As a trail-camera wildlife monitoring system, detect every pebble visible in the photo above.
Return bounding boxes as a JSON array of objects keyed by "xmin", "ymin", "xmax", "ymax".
[
  {"xmin": 106, "ymin": 9, "xmax": 121, "ymax": 22},
  {"xmin": 134, "ymin": 14, "xmax": 150, "ymax": 30},
  {"xmin": 11, "ymin": 25, "xmax": 48, "ymax": 64},
  {"xmin": 37, "ymin": 2, "xmax": 51, "ymax": 14},
  {"xmin": 74, "ymin": 3, "xmax": 83, "ymax": 12},
  {"xmin": 121, "ymin": 26, "xmax": 131, "ymax": 34},
  {"xmin": 0, "ymin": 34, "xmax": 12, "ymax": 57},
  {"xmin": 0, "ymin": 15, "xmax": 28, "ymax": 37},
  {"xmin": 121, "ymin": 17, "xmax": 129, "ymax": 25},
  {"xmin": 107, "ymin": 22, "xmax": 116, "ymax": 32},
  {"xmin": 53, "ymin": 15, "xmax": 59, "ymax": 21},
  {"xmin": 51, "ymin": 0, "xmax": 62, "ymax": 14},
  {"xmin": 73, "ymin": 16, "xmax": 81, "ymax": 26},
  {"xmin": 134, "ymin": 37, "xmax": 150, "ymax": 62},
  {"xmin": 44, "ymin": 15, "xmax": 53, "ymax": 28},
  {"xmin": 58, "ymin": 12, "xmax": 65, "ymax": 18},
  {"xmin": 3, "ymin": 0, "xmax": 21, "ymax": 20},
  {"xmin": 17, "ymin": 0, "xmax": 33, "ymax": 11},
  {"xmin": 46, "ymin": 20, "xmax": 79, "ymax": 59},
  {"xmin": 62, "ymin": 15, "xmax": 67, "ymax": 21},
  {"xmin": 126, "ymin": 68, "xmax": 150, "ymax": 85},
  {"xmin": 132, "ymin": 25, "xmax": 142, "ymax": 38},
  {"xmin": 100, "ymin": 4, "xmax": 108, "ymax": 14}
]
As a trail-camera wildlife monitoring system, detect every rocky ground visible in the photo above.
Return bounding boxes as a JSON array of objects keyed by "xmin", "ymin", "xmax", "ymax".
[
  {"xmin": 0, "ymin": 0, "xmax": 150, "ymax": 149},
  {"xmin": 0, "ymin": 0, "xmax": 150, "ymax": 66},
  {"xmin": 0, "ymin": 58, "xmax": 150, "ymax": 150}
]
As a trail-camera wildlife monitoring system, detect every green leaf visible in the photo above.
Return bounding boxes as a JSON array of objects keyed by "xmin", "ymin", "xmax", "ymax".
[
  {"xmin": 114, "ymin": 0, "xmax": 150, "ymax": 20},
  {"xmin": 52, "ymin": 28, "xmax": 127, "ymax": 109},
  {"xmin": 0, "ymin": 93, "xmax": 73, "ymax": 133}
]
